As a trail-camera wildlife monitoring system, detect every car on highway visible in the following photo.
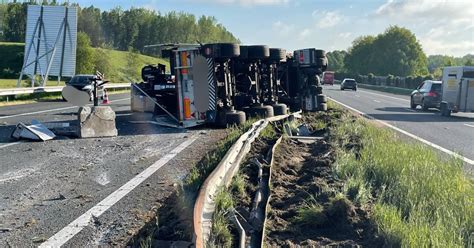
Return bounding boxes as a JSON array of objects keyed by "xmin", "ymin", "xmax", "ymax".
[
  {"xmin": 410, "ymin": 80, "xmax": 442, "ymax": 110},
  {"xmin": 66, "ymin": 74, "xmax": 102, "ymax": 101},
  {"xmin": 340, "ymin": 78, "xmax": 357, "ymax": 91}
]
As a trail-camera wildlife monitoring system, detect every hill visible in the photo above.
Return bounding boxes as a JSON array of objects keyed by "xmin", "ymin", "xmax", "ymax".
[{"xmin": 0, "ymin": 42, "xmax": 168, "ymax": 88}]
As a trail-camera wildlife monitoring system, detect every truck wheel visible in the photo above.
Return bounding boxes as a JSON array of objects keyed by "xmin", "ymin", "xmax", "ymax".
[
  {"xmin": 410, "ymin": 97, "xmax": 416, "ymax": 109},
  {"xmin": 202, "ymin": 43, "xmax": 240, "ymax": 58},
  {"xmin": 269, "ymin": 48, "xmax": 286, "ymax": 61},
  {"xmin": 317, "ymin": 94, "xmax": 327, "ymax": 104},
  {"xmin": 239, "ymin": 45, "xmax": 249, "ymax": 59},
  {"xmin": 316, "ymin": 57, "xmax": 327, "ymax": 67},
  {"xmin": 315, "ymin": 49, "xmax": 326, "ymax": 58},
  {"xmin": 226, "ymin": 111, "xmax": 246, "ymax": 126},
  {"xmin": 272, "ymin": 103, "xmax": 288, "ymax": 116},
  {"xmin": 247, "ymin": 45, "xmax": 270, "ymax": 59},
  {"xmin": 248, "ymin": 105, "xmax": 274, "ymax": 118},
  {"xmin": 318, "ymin": 103, "xmax": 328, "ymax": 112}
]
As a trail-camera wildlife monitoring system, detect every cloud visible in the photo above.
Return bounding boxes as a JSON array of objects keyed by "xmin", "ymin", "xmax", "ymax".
[
  {"xmin": 273, "ymin": 21, "xmax": 295, "ymax": 36},
  {"xmin": 298, "ymin": 28, "xmax": 311, "ymax": 41},
  {"xmin": 375, "ymin": 0, "xmax": 473, "ymax": 25},
  {"xmin": 312, "ymin": 10, "xmax": 342, "ymax": 28},
  {"xmin": 187, "ymin": 0, "xmax": 290, "ymax": 6},
  {"xmin": 374, "ymin": 0, "xmax": 474, "ymax": 56},
  {"xmin": 338, "ymin": 32, "xmax": 352, "ymax": 39}
]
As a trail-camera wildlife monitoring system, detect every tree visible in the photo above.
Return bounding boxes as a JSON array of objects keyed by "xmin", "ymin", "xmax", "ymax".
[
  {"xmin": 78, "ymin": 6, "xmax": 103, "ymax": 47},
  {"xmin": 76, "ymin": 32, "xmax": 95, "ymax": 74},
  {"xmin": 344, "ymin": 35, "xmax": 376, "ymax": 75},
  {"xmin": 344, "ymin": 26, "xmax": 428, "ymax": 77},
  {"xmin": 326, "ymin": 50, "xmax": 347, "ymax": 72},
  {"xmin": 93, "ymin": 48, "xmax": 111, "ymax": 77},
  {"xmin": 2, "ymin": 2, "xmax": 27, "ymax": 42}
]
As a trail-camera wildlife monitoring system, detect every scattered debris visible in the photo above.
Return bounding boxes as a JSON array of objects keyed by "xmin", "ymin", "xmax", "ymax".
[{"xmin": 11, "ymin": 120, "xmax": 56, "ymax": 141}]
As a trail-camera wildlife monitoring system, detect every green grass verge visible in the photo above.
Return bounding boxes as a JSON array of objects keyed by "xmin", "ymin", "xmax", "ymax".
[
  {"xmin": 0, "ymin": 42, "xmax": 169, "ymax": 88},
  {"xmin": 330, "ymin": 104, "xmax": 473, "ymax": 247},
  {"xmin": 208, "ymin": 187, "xmax": 234, "ymax": 247}
]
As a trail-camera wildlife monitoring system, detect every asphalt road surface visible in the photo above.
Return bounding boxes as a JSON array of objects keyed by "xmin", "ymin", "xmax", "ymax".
[
  {"xmin": 324, "ymin": 85, "xmax": 474, "ymax": 173},
  {"xmin": 0, "ymin": 94, "xmax": 226, "ymax": 246}
]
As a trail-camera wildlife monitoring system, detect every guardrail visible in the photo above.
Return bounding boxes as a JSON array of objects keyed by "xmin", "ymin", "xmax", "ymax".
[{"xmin": 0, "ymin": 83, "xmax": 131, "ymax": 97}]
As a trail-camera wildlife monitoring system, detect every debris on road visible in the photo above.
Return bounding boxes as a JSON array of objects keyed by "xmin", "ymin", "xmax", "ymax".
[{"xmin": 11, "ymin": 120, "xmax": 56, "ymax": 141}]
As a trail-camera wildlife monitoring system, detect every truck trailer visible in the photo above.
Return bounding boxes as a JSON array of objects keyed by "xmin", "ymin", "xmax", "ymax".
[{"xmin": 440, "ymin": 66, "xmax": 474, "ymax": 116}]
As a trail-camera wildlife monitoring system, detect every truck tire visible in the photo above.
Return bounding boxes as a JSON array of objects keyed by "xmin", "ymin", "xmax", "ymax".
[
  {"xmin": 248, "ymin": 105, "xmax": 274, "ymax": 118},
  {"xmin": 269, "ymin": 48, "xmax": 286, "ymax": 61},
  {"xmin": 317, "ymin": 94, "xmax": 327, "ymax": 104},
  {"xmin": 202, "ymin": 43, "xmax": 240, "ymax": 59},
  {"xmin": 315, "ymin": 49, "xmax": 326, "ymax": 58},
  {"xmin": 318, "ymin": 103, "xmax": 328, "ymax": 112},
  {"xmin": 316, "ymin": 57, "xmax": 328, "ymax": 67},
  {"xmin": 247, "ymin": 45, "xmax": 270, "ymax": 59},
  {"xmin": 239, "ymin": 45, "xmax": 249, "ymax": 59},
  {"xmin": 226, "ymin": 111, "xmax": 246, "ymax": 126},
  {"xmin": 272, "ymin": 103, "xmax": 288, "ymax": 116}
]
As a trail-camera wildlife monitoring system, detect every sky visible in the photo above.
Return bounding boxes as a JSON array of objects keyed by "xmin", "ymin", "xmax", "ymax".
[{"xmin": 69, "ymin": 0, "xmax": 474, "ymax": 57}]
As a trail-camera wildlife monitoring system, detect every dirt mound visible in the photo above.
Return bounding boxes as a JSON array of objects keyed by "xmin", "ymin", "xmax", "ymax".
[{"xmin": 265, "ymin": 137, "xmax": 382, "ymax": 247}]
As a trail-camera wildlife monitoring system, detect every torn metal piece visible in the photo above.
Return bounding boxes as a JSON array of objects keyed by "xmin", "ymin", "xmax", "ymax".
[{"xmin": 11, "ymin": 120, "xmax": 56, "ymax": 141}]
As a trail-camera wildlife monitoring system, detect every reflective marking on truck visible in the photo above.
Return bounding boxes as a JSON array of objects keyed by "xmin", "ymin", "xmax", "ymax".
[{"xmin": 447, "ymin": 79, "xmax": 457, "ymax": 88}]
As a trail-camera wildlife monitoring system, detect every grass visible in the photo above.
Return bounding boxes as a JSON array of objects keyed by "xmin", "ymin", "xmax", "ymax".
[
  {"xmin": 330, "ymin": 105, "xmax": 473, "ymax": 247},
  {"xmin": 0, "ymin": 42, "xmax": 169, "ymax": 88},
  {"xmin": 208, "ymin": 187, "xmax": 234, "ymax": 247},
  {"xmin": 184, "ymin": 120, "xmax": 254, "ymax": 194},
  {"xmin": 0, "ymin": 88, "xmax": 130, "ymax": 107},
  {"xmin": 106, "ymin": 49, "xmax": 168, "ymax": 83}
]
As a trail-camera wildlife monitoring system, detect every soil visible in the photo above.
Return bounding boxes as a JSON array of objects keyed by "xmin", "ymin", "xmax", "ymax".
[{"xmin": 264, "ymin": 112, "xmax": 383, "ymax": 247}]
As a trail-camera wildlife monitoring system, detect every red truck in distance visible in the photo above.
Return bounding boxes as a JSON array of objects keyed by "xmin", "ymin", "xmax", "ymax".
[{"xmin": 322, "ymin": 71, "xmax": 335, "ymax": 85}]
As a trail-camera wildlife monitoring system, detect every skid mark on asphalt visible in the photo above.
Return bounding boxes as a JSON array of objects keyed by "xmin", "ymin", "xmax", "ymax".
[
  {"xmin": 0, "ymin": 98, "xmax": 130, "ymax": 120},
  {"xmin": 0, "ymin": 142, "xmax": 21, "ymax": 149},
  {"xmin": 39, "ymin": 136, "xmax": 197, "ymax": 248},
  {"xmin": 328, "ymin": 97, "xmax": 474, "ymax": 166},
  {"xmin": 0, "ymin": 167, "xmax": 37, "ymax": 183}
]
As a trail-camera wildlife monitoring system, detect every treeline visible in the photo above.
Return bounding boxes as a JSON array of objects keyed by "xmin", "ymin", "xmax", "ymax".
[
  {"xmin": 0, "ymin": 1, "xmax": 239, "ymax": 52},
  {"xmin": 326, "ymin": 26, "xmax": 473, "ymax": 81}
]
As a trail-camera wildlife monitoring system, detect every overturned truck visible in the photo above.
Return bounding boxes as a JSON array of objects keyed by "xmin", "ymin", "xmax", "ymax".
[{"xmin": 132, "ymin": 43, "xmax": 328, "ymax": 128}]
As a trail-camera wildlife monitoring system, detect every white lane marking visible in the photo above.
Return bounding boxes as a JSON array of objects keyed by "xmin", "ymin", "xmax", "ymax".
[
  {"xmin": 0, "ymin": 142, "xmax": 21, "ymax": 149},
  {"xmin": 406, "ymin": 108, "xmax": 417, "ymax": 112},
  {"xmin": 0, "ymin": 98, "xmax": 130, "ymax": 120},
  {"xmin": 465, "ymin": 124, "xmax": 474, "ymax": 128},
  {"xmin": 329, "ymin": 97, "xmax": 474, "ymax": 166},
  {"xmin": 39, "ymin": 136, "xmax": 197, "ymax": 248},
  {"xmin": 373, "ymin": 100, "xmax": 381, "ymax": 103},
  {"xmin": 359, "ymin": 89, "xmax": 410, "ymax": 102}
]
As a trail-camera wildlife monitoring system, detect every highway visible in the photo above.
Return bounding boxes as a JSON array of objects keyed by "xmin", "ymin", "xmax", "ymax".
[
  {"xmin": 323, "ymin": 85, "xmax": 474, "ymax": 173},
  {"xmin": 0, "ymin": 94, "xmax": 226, "ymax": 246}
]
